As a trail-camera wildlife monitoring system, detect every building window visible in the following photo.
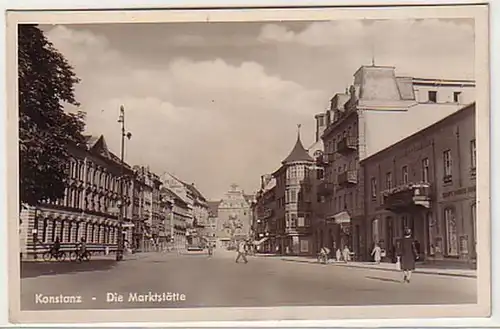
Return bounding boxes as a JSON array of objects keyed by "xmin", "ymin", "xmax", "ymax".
[
  {"xmin": 385, "ymin": 172, "xmax": 392, "ymax": 189},
  {"xmin": 372, "ymin": 218, "xmax": 379, "ymax": 244},
  {"xmin": 453, "ymin": 91, "xmax": 462, "ymax": 103},
  {"xmin": 470, "ymin": 139, "xmax": 476, "ymax": 168},
  {"xmin": 402, "ymin": 165, "xmax": 409, "ymax": 184},
  {"xmin": 290, "ymin": 213, "xmax": 297, "ymax": 228},
  {"xmin": 422, "ymin": 158, "xmax": 430, "ymax": 182},
  {"xmin": 443, "ymin": 150, "xmax": 452, "ymax": 182},
  {"xmin": 444, "ymin": 207, "xmax": 458, "ymax": 256},
  {"xmin": 371, "ymin": 178, "xmax": 377, "ymax": 199},
  {"xmin": 428, "ymin": 90, "xmax": 437, "ymax": 103}
]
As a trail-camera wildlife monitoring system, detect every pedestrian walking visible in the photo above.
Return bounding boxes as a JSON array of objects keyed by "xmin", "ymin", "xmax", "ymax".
[
  {"xmin": 371, "ymin": 243, "xmax": 382, "ymax": 264},
  {"xmin": 335, "ymin": 248, "xmax": 342, "ymax": 262},
  {"xmin": 342, "ymin": 245, "xmax": 351, "ymax": 262},
  {"xmin": 235, "ymin": 241, "xmax": 248, "ymax": 264},
  {"xmin": 397, "ymin": 228, "xmax": 418, "ymax": 283}
]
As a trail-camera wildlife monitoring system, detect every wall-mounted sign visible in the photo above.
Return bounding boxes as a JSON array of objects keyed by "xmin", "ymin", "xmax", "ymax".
[{"xmin": 442, "ymin": 185, "xmax": 476, "ymax": 199}]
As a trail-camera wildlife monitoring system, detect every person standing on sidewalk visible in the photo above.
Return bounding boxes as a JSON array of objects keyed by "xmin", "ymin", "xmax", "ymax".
[
  {"xmin": 398, "ymin": 228, "xmax": 418, "ymax": 283},
  {"xmin": 371, "ymin": 242, "xmax": 382, "ymax": 264},
  {"xmin": 235, "ymin": 241, "xmax": 248, "ymax": 264},
  {"xmin": 342, "ymin": 245, "xmax": 351, "ymax": 262}
]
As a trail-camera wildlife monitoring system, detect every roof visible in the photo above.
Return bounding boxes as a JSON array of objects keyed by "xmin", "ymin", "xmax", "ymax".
[
  {"xmin": 207, "ymin": 201, "xmax": 220, "ymax": 217},
  {"xmin": 161, "ymin": 187, "xmax": 188, "ymax": 208},
  {"xmin": 361, "ymin": 102, "xmax": 475, "ymax": 163},
  {"xmin": 168, "ymin": 173, "xmax": 207, "ymax": 202},
  {"xmin": 282, "ymin": 129, "xmax": 314, "ymax": 164}
]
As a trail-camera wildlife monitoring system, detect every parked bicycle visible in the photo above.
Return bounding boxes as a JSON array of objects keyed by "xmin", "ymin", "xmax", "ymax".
[
  {"xmin": 42, "ymin": 249, "xmax": 66, "ymax": 262},
  {"xmin": 70, "ymin": 250, "xmax": 91, "ymax": 263}
]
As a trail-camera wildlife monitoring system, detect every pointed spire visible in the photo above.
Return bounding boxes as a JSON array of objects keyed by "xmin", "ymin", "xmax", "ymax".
[{"xmin": 282, "ymin": 124, "xmax": 314, "ymax": 164}]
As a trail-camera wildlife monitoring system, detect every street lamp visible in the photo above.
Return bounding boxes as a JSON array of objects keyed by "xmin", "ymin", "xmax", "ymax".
[{"xmin": 116, "ymin": 105, "xmax": 132, "ymax": 261}]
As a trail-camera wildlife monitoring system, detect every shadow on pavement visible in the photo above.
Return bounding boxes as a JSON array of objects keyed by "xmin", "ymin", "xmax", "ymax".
[
  {"xmin": 21, "ymin": 260, "xmax": 118, "ymax": 279},
  {"xmin": 365, "ymin": 276, "xmax": 402, "ymax": 284}
]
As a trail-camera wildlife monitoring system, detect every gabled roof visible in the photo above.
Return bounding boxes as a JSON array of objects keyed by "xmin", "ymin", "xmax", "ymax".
[{"xmin": 282, "ymin": 127, "xmax": 314, "ymax": 164}]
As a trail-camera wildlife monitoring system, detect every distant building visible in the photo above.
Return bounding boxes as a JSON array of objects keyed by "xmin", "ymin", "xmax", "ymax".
[
  {"xmin": 315, "ymin": 65, "xmax": 475, "ymax": 259},
  {"xmin": 19, "ymin": 135, "xmax": 135, "ymax": 258},
  {"xmin": 132, "ymin": 166, "xmax": 162, "ymax": 252},
  {"xmin": 362, "ymin": 103, "xmax": 476, "ymax": 265},
  {"xmin": 252, "ymin": 175, "xmax": 277, "ymax": 253},
  {"xmin": 161, "ymin": 187, "xmax": 189, "ymax": 251},
  {"xmin": 216, "ymin": 184, "xmax": 252, "ymax": 249},
  {"xmin": 205, "ymin": 201, "xmax": 220, "ymax": 243}
]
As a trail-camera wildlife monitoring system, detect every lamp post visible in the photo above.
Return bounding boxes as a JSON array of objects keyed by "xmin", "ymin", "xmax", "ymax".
[{"xmin": 116, "ymin": 105, "xmax": 132, "ymax": 261}]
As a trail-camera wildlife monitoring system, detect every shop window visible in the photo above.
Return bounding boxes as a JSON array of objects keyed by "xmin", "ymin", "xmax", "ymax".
[
  {"xmin": 470, "ymin": 140, "xmax": 476, "ymax": 169},
  {"xmin": 443, "ymin": 150, "xmax": 453, "ymax": 183},
  {"xmin": 444, "ymin": 207, "xmax": 458, "ymax": 256}
]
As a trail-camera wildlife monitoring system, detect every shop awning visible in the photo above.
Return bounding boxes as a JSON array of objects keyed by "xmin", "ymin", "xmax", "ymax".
[
  {"xmin": 253, "ymin": 237, "xmax": 269, "ymax": 246},
  {"xmin": 333, "ymin": 211, "xmax": 351, "ymax": 225}
]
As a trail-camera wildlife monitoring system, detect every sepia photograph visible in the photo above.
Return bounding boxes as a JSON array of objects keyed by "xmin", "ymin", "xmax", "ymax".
[{"xmin": 7, "ymin": 4, "xmax": 490, "ymax": 324}]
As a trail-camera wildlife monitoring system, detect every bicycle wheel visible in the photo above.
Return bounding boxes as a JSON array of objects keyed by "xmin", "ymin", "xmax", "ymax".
[
  {"xmin": 42, "ymin": 252, "xmax": 52, "ymax": 262},
  {"xmin": 58, "ymin": 251, "xmax": 66, "ymax": 262},
  {"xmin": 69, "ymin": 252, "xmax": 78, "ymax": 262}
]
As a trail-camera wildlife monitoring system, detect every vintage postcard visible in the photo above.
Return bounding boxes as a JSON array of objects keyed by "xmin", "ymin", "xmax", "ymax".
[{"xmin": 6, "ymin": 3, "xmax": 490, "ymax": 325}]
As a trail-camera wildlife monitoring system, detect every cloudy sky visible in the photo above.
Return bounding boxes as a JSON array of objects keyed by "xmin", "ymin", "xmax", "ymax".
[{"xmin": 40, "ymin": 18, "xmax": 474, "ymax": 200}]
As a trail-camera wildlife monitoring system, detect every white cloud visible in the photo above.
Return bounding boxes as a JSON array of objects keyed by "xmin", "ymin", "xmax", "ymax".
[
  {"xmin": 258, "ymin": 19, "xmax": 475, "ymax": 79},
  {"xmin": 46, "ymin": 25, "xmax": 325, "ymax": 199}
]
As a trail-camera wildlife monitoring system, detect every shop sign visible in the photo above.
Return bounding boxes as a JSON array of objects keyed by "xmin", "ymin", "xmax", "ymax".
[{"xmin": 442, "ymin": 185, "xmax": 476, "ymax": 199}]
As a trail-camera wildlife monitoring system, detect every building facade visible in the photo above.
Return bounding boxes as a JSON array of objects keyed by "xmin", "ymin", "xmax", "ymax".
[
  {"xmin": 216, "ymin": 184, "xmax": 252, "ymax": 249},
  {"xmin": 314, "ymin": 65, "xmax": 475, "ymax": 259},
  {"xmin": 161, "ymin": 187, "xmax": 189, "ymax": 251},
  {"xmin": 271, "ymin": 129, "xmax": 316, "ymax": 255},
  {"xmin": 362, "ymin": 103, "xmax": 476, "ymax": 265},
  {"xmin": 252, "ymin": 175, "xmax": 278, "ymax": 253},
  {"xmin": 19, "ymin": 135, "xmax": 135, "ymax": 258},
  {"xmin": 131, "ymin": 166, "xmax": 163, "ymax": 252}
]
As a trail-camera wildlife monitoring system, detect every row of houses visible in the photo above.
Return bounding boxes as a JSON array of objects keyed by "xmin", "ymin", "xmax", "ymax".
[
  {"xmin": 19, "ymin": 134, "xmax": 211, "ymax": 257},
  {"xmin": 251, "ymin": 64, "xmax": 477, "ymax": 267}
]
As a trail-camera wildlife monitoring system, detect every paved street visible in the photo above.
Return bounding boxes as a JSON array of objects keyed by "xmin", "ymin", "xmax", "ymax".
[{"xmin": 21, "ymin": 250, "xmax": 476, "ymax": 310}]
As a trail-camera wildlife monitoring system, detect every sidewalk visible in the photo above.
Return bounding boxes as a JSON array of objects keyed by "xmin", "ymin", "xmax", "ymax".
[
  {"xmin": 271, "ymin": 255, "xmax": 477, "ymax": 278},
  {"xmin": 21, "ymin": 251, "xmax": 160, "ymax": 263}
]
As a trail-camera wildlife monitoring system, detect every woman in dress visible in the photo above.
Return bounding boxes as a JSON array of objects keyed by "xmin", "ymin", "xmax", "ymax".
[
  {"xmin": 398, "ymin": 228, "xmax": 418, "ymax": 283},
  {"xmin": 371, "ymin": 242, "xmax": 382, "ymax": 264}
]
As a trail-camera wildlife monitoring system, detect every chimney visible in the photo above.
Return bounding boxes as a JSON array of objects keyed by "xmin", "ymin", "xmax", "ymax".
[{"xmin": 314, "ymin": 113, "xmax": 327, "ymax": 142}]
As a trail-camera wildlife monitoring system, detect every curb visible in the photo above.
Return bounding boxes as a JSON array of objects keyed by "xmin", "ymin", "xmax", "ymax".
[{"xmin": 279, "ymin": 258, "xmax": 476, "ymax": 278}]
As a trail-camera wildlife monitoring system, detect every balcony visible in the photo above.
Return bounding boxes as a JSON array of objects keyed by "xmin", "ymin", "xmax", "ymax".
[
  {"xmin": 382, "ymin": 182, "xmax": 432, "ymax": 212},
  {"xmin": 316, "ymin": 153, "xmax": 333, "ymax": 167},
  {"xmin": 336, "ymin": 137, "xmax": 357, "ymax": 155},
  {"xmin": 317, "ymin": 181, "xmax": 334, "ymax": 196},
  {"xmin": 285, "ymin": 225, "xmax": 311, "ymax": 235},
  {"xmin": 338, "ymin": 170, "xmax": 358, "ymax": 186}
]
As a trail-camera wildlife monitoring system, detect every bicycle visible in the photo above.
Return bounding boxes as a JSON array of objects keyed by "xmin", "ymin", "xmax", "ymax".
[
  {"xmin": 70, "ymin": 250, "xmax": 91, "ymax": 263},
  {"xmin": 42, "ymin": 249, "xmax": 66, "ymax": 262}
]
